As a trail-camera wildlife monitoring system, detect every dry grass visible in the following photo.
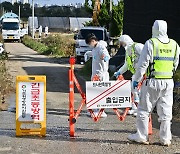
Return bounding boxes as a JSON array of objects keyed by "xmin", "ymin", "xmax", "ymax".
[
  {"xmin": 0, "ymin": 60, "xmax": 13, "ymax": 111},
  {"xmin": 42, "ymin": 33, "xmax": 75, "ymax": 57},
  {"xmin": 23, "ymin": 33, "xmax": 75, "ymax": 57}
]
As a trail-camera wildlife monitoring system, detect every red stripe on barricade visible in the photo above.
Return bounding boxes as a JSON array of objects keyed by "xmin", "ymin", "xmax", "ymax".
[
  {"xmin": 86, "ymin": 80, "xmax": 123, "ymax": 105},
  {"xmin": 87, "ymin": 80, "xmax": 129, "ymax": 108}
]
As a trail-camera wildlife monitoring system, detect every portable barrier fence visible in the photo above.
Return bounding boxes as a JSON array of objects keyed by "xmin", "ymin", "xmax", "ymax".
[{"xmin": 68, "ymin": 57, "xmax": 152, "ymax": 137}]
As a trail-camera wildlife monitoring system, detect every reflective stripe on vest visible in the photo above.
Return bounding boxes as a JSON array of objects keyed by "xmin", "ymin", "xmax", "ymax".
[
  {"xmin": 126, "ymin": 43, "xmax": 137, "ymax": 74},
  {"xmin": 150, "ymin": 38, "xmax": 177, "ymax": 79}
]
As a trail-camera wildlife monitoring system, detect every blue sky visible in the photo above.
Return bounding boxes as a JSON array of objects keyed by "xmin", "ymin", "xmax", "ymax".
[{"xmin": 2, "ymin": 0, "xmax": 118, "ymax": 5}]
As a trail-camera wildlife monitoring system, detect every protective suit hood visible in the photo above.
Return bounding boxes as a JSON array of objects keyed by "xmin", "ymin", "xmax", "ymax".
[
  {"xmin": 119, "ymin": 35, "xmax": 134, "ymax": 47},
  {"xmin": 152, "ymin": 20, "xmax": 169, "ymax": 43},
  {"xmin": 98, "ymin": 40, "xmax": 108, "ymax": 48}
]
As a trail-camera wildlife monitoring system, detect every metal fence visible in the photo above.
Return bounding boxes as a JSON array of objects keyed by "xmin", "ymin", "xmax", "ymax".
[
  {"xmin": 69, "ymin": 17, "xmax": 92, "ymax": 31},
  {"xmin": 28, "ymin": 17, "xmax": 39, "ymax": 29},
  {"xmin": 38, "ymin": 17, "xmax": 70, "ymax": 31}
]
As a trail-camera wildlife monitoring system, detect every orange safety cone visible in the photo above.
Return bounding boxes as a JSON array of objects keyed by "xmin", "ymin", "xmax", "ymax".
[{"xmin": 148, "ymin": 115, "xmax": 153, "ymax": 135}]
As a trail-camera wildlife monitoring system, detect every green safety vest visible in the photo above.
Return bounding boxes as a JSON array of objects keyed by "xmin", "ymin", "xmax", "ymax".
[
  {"xmin": 148, "ymin": 38, "xmax": 177, "ymax": 79},
  {"xmin": 126, "ymin": 43, "xmax": 137, "ymax": 74}
]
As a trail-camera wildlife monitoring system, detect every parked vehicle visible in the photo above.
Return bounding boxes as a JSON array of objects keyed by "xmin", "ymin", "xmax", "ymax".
[
  {"xmin": 1, "ymin": 13, "xmax": 21, "ymax": 42},
  {"xmin": 74, "ymin": 26, "xmax": 109, "ymax": 62}
]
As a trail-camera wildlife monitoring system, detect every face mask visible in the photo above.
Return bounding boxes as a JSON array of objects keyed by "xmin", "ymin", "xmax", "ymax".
[
  {"xmin": 121, "ymin": 43, "xmax": 127, "ymax": 50},
  {"xmin": 124, "ymin": 46, "xmax": 127, "ymax": 50},
  {"xmin": 89, "ymin": 45, "xmax": 94, "ymax": 48}
]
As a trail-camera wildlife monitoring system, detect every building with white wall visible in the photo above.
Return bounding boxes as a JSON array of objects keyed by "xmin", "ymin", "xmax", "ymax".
[
  {"xmin": 20, "ymin": 0, "xmax": 29, "ymax": 4},
  {"xmin": 12, "ymin": 0, "xmax": 29, "ymax": 4}
]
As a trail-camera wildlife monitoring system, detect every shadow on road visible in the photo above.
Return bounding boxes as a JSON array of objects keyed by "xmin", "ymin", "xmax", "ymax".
[
  {"xmin": 9, "ymin": 54, "xmax": 71, "ymax": 65},
  {"xmin": 152, "ymin": 114, "xmax": 180, "ymax": 138},
  {"xmin": 0, "ymin": 127, "xmax": 134, "ymax": 145},
  {"xmin": 46, "ymin": 109, "xmax": 180, "ymax": 138},
  {"xmin": 7, "ymin": 108, "xmax": 180, "ymax": 138},
  {"xmin": 47, "ymin": 108, "xmax": 132, "ymax": 117},
  {"xmin": 22, "ymin": 66, "xmax": 85, "ymax": 93},
  {"xmin": 8, "ymin": 50, "xmax": 86, "ymax": 93}
]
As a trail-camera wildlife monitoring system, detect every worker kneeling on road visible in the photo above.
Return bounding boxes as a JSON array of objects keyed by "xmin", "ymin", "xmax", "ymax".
[
  {"xmin": 85, "ymin": 33, "xmax": 110, "ymax": 118},
  {"xmin": 114, "ymin": 35, "xmax": 144, "ymax": 116},
  {"xmin": 128, "ymin": 20, "xmax": 180, "ymax": 146}
]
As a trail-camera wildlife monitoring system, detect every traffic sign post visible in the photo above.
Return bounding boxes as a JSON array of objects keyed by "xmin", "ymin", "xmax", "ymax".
[{"xmin": 16, "ymin": 76, "xmax": 46, "ymax": 137}]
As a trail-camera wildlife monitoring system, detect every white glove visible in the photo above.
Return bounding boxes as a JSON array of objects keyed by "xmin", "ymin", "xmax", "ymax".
[{"xmin": 84, "ymin": 51, "xmax": 92, "ymax": 62}]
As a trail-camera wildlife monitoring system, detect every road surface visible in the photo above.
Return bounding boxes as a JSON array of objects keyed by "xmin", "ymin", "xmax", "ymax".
[{"xmin": 0, "ymin": 43, "xmax": 179, "ymax": 154}]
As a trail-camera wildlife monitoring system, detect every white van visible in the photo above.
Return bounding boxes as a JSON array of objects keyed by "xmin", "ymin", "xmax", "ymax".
[
  {"xmin": 74, "ymin": 27, "xmax": 109, "ymax": 62},
  {"xmin": 2, "ymin": 18, "xmax": 21, "ymax": 41}
]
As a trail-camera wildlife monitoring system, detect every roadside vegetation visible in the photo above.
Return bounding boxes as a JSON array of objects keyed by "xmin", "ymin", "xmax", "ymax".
[
  {"xmin": 85, "ymin": 0, "xmax": 124, "ymax": 36},
  {"xmin": 173, "ymin": 68, "xmax": 180, "ymax": 120},
  {"xmin": 174, "ymin": 68, "xmax": 180, "ymax": 82},
  {"xmin": 0, "ymin": 39, "xmax": 13, "ymax": 110},
  {"xmin": 22, "ymin": 34, "xmax": 75, "ymax": 57},
  {"xmin": 80, "ymin": 60, "xmax": 92, "ymax": 80},
  {"xmin": 0, "ymin": 60, "xmax": 13, "ymax": 110}
]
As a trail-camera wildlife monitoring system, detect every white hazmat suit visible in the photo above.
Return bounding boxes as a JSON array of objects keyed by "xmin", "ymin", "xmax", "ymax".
[
  {"xmin": 84, "ymin": 40, "xmax": 110, "ymax": 81},
  {"xmin": 85, "ymin": 40, "xmax": 110, "ymax": 118},
  {"xmin": 39, "ymin": 25, "xmax": 42, "ymax": 38},
  {"xmin": 115, "ymin": 35, "xmax": 144, "ymax": 115},
  {"xmin": 128, "ymin": 20, "xmax": 180, "ymax": 145},
  {"xmin": 45, "ymin": 26, "xmax": 49, "ymax": 36},
  {"xmin": 117, "ymin": 35, "xmax": 144, "ymax": 75}
]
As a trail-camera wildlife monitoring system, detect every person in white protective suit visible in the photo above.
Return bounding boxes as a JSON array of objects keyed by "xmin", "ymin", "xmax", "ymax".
[
  {"xmin": 38, "ymin": 25, "xmax": 42, "ymax": 38},
  {"xmin": 128, "ymin": 20, "xmax": 180, "ymax": 146},
  {"xmin": 0, "ymin": 43, "xmax": 4, "ymax": 54},
  {"xmin": 45, "ymin": 26, "xmax": 49, "ymax": 37},
  {"xmin": 114, "ymin": 35, "xmax": 144, "ymax": 116},
  {"xmin": 85, "ymin": 33, "xmax": 110, "ymax": 118}
]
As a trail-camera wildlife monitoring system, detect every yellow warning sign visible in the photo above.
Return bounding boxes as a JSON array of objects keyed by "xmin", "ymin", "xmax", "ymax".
[{"xmin": 16, "ymin": 76, "xmax": 46, "ymax": 137}]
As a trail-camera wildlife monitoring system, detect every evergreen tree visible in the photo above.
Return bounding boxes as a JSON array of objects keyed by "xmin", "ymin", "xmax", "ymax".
[{"xmin": 85, "ymin": 0, "xmax": 124, "ymax": 36}]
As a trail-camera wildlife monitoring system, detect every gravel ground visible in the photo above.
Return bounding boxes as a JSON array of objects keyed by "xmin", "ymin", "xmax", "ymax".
[{"xmin": 0, "ymin": 43, "xmax": 179, "ymax": 154}]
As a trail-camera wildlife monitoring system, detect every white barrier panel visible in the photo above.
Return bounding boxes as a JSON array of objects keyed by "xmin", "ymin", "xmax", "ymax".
[
  {"xmin": 16, "ymin": 76, "xmax": 46, "ymax": 136},
  {"xmin": 86, "ymin": 80, "xmax": 132, "ymax": 109},
  {"xmin": 18, "ymin": 82, "xmax": 45, "ymax": 122}
]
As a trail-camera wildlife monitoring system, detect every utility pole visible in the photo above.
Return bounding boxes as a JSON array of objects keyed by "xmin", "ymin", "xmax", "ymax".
[
  {"xmin": 0, "ymin": 0, "xmax": 2, "ymax": 17},
  {"xmin": 110, "ymin": 0, "xmax": 112, "ymax": 11},
  {"xmin": 19, "ymin": 5, "xmax": 20, "ymax": 21},
  {"xmin": 109, "ymin": 0, "xmax": 112, "ymax": 37},
  {"xmin": 32, "ymin": 0, "xmax": 35, "ymax": 39}
]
